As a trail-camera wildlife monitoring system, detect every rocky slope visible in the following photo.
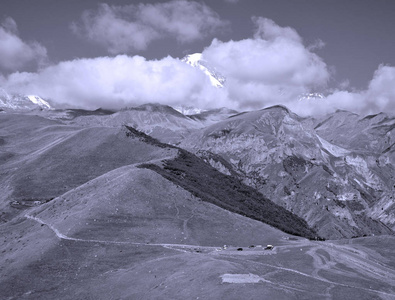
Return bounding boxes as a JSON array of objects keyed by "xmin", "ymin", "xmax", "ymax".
[{"xmin": 180, "ymin": 106, "xmax": 395, "ymax": 239}]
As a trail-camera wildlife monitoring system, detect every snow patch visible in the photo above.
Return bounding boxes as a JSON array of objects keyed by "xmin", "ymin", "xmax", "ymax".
[
  {"xmin": 298, "ymin": 92, "xmax": 324, "ymax": 101},
  {"xmin": 317, "ymin": 136, "xmax": 349, "ymax": 157},
  {"xmin": 173, "ymin": 106, "xmax": 205, "ymax": 115},
  {"xmin": 221, "ymin": 274, "xmax": 264, "ymax": 284}
]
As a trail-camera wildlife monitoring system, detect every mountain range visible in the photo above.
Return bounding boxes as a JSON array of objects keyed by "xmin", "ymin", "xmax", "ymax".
[
  {"xmin": 1, "ymin": 102, "xmax": 395, "ymax": 299},
  {"xmin": 5, "ymin": 101, "xmax": 393, "ymax": 240},
  {"xmin": 36, "ymin": 102, "xmax": 395, "ymax": 237}
]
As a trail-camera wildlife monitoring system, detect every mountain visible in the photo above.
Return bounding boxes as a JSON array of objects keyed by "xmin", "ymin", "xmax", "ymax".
[
  {"xmin": 1, "ymin": 108, "xmax": 395, "ymax": 299},
  {"xmin": 0, "ymin": 89, "xmax": 51, "ymax": 111},
  {"xmin": 182, "ymin": 53, "xmax": 226, "ymax": 88},
  {"xmin": 16, "ymin": 103, "xmax": 394, "ymax": 240},
  {"xmin": 24, "ymin": 103, "xmax": 395, "ymax": 239},
  {"xmin": 180, "ymin": 106, "xmax": 395, "ymax": 239},
  {"xmin": 314, "ymin": 110, "xmax": 395, "ymax": 229}
]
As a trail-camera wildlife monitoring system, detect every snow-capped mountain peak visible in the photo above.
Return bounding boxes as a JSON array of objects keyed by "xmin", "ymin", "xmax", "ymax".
[
  {"xmin": 183, "ymin": 53, "xmax": 202, "ymax": 67},
  {"xmin": 27, "ymin": 95, "xmax": 51, "ymax": 109},
  {"xmin": 0, "ymin": 88, "xmax": 51, "ymax": 111},
  {"xmin": 298, "ymin": 92, "xmax": 325, "ymax": 101},
  {"xmin": 182, "ymin": 53, "xmax": 225, "ymax": 88}
]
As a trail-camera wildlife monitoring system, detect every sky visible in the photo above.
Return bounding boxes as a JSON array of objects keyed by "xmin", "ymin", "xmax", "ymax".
[{"xmin": 0, "ymin": 0, "xmax": 394, "ymax": 115}]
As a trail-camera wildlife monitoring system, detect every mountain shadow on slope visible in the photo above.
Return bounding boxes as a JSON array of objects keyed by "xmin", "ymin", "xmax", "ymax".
[{"xmin": 137, "ymin": 145, "xmax": 320, "ymax": 240}]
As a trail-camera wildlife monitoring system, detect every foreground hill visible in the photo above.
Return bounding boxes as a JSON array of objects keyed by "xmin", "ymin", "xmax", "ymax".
[{"xmin": 0, "ymin": 113, "xmax": 178, "ymax": 222}]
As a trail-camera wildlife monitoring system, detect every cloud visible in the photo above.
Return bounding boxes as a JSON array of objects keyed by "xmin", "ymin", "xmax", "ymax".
[
  {"xmin": 0, "ymin": 17, "xmax": 47, "ymax": 72},
  {"xmin": 202, "ymin": 17, "xmax": 330, "ymax": 109},
  {"xmin": 338, "ymin": 79, "xmax": 350, "ymax": 90},
  {"xmin": 252, "ymin": 17, "xmax": 301, "ymax": 43},
  {"xmin": 2, "ymin": 17, "xmax": 18, "ymax": 34},
  {"xmin": 2, "ymin": 55, "xmax": 228, "ymax": 109},
  {"xmin": 71, "ymin": 1, "xmax": 228, "ymax": 54},
  {"xmin": 308, "ymin": 39, "xmax": 326, "ymax": 51},
  {"xmin": 365, "ymin": 65, "xmax": 395, "ymax": 112},
  {"xmin": 290, "ymin": 65, "xmax": 395, "ymax": 116},
  {"xmin": 1, "ymin": 17, "xmax": 332, "ymax": 114},
  {"xmin": 3, "ymin": 14, "xmax": 392, "ymax": 117}
]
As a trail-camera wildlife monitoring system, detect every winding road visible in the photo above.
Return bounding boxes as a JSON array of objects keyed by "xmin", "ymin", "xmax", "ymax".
[{"xmin": 24, "ymin": 213, "xmax": 395, "ymax": 298}]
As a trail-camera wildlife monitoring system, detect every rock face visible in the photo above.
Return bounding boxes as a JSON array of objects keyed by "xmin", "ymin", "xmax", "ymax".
[{"xmin": 180, "ymin": 106, "xmax": 395, "ymax": 239}]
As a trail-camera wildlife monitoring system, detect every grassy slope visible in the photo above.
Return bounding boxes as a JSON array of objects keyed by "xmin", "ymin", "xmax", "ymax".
[
  {"xmin": 27, "ymin": 166, "xmax": 294, "ymax": 247},
  {"xmin": 0, "ymin": 115, "xmax": 176, "ymax": 205}
]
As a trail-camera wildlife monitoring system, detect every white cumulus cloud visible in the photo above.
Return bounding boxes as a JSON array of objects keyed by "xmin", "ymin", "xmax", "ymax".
[
  {"xmin": 292, "ymin": 65, "xmax": 395, "ymax": 116},
  {"xmin": 3, "ymin": 14, "xmax": 393, "ymax": 117},
  {"xmin": 202, "ymin": 17, "xmax": 330, "ymax": 109},
  {"xmin": 2, "ymin": 55, "xmax": 228, "ymax": 110},
  {"xmin": 71, "ymin": 1, "xmax": 228, "ymax": 54},
  {"xmin": 0, "ymin": 17, "xmax": 47, "ymax": 72},
  {"xmin": 365, "ymin": 65, "xmax": 395, "ymax": 112}
]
